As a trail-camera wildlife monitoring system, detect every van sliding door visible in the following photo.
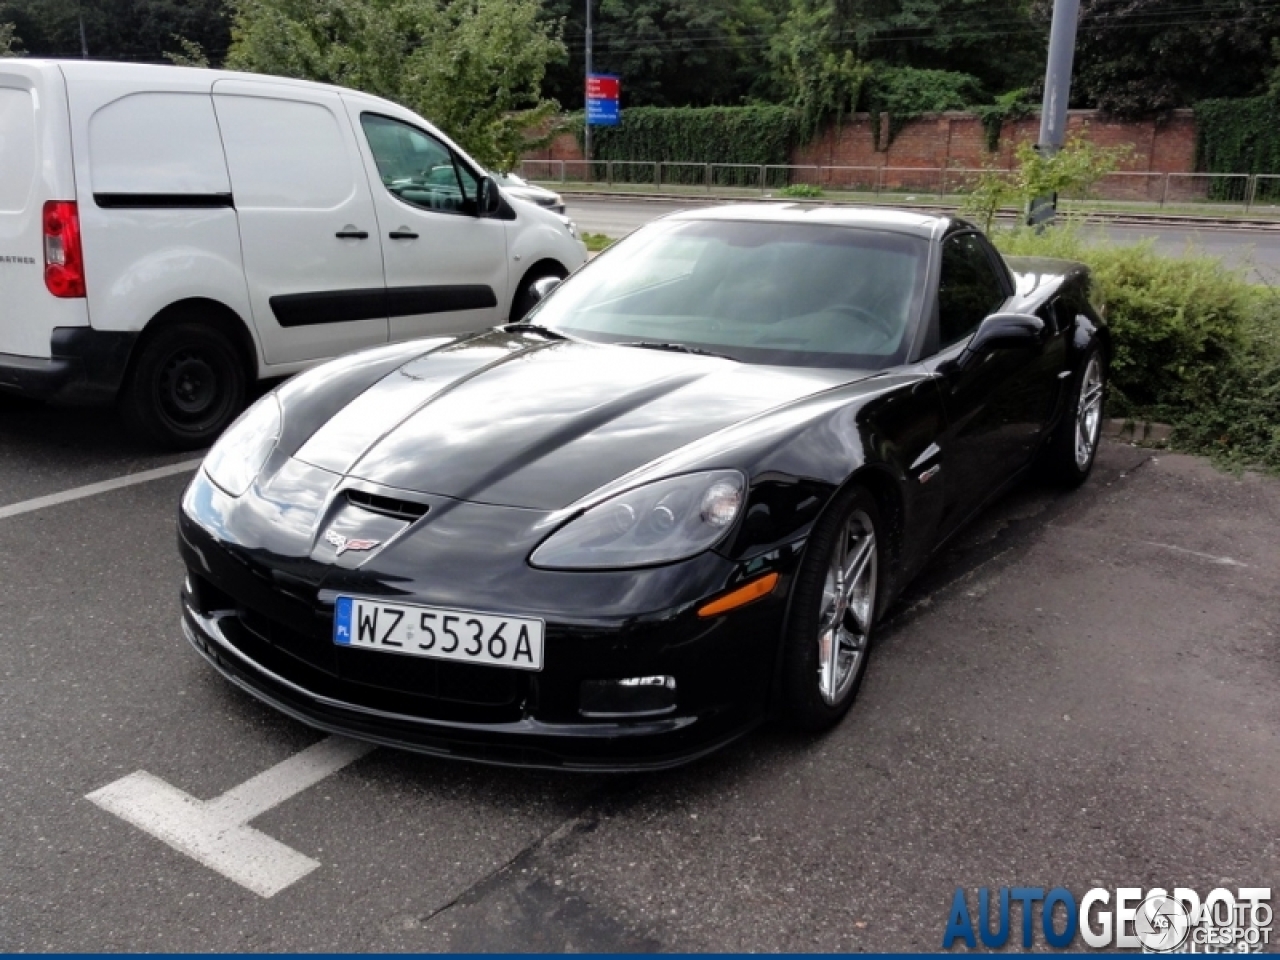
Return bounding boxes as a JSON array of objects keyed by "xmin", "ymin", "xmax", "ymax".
[{"xmin": 212, "ymin": 80, "xmax": 388, "ymax": 366}]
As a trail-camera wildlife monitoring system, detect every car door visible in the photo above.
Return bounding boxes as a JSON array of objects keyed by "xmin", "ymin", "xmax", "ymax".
[
  {"xmin": 344, "ymin": 102, "xmax": 509, "ymax": 340},
  {"xmin": 925, "ymin": 230, "xmax": 1038, "ymax": 538},
  {"xmin": 212, "ymin": 80, "xmax": 388, "ymax": 366}
]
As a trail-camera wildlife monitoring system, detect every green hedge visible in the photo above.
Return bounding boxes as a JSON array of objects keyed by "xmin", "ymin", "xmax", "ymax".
[
  {"xmin": 570, "ymin": 106, "xmax": 798, "ymax": 185},
  {"xmin": 995, "ymin": 227, "xmax": 1280, "ymax": 471}
]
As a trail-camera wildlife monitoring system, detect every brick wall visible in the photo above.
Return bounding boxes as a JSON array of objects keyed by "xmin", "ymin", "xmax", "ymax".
[{"xmin": 523, "ymin": 109, "xmax": 1199, "ymax": 176}]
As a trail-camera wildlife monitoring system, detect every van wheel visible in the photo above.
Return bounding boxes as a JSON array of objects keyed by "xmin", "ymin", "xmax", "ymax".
[
  {"xmin": 120, "ymin": 322, "xmax": 247, "ymax": 450},
  {"xmin": 509, "ymin": 264, "xmax": 568, "ymax": 323}
]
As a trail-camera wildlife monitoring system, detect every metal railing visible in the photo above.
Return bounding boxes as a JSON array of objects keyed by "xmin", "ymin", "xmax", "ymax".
[{"xmin": 519, "ymin": 159, "xmax": 1280, "ymax": 211}]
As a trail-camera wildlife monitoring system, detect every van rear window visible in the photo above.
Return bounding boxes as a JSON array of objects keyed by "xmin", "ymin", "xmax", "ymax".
[{"xmin": 0, "ymin": 87, "xmax": 35, "ymax": 213}]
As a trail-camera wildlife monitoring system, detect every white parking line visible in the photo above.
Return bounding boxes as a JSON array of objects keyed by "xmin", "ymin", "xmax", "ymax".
[
  {"xmin": 0, "ymin": 459, "xmax": 202, "ymax": 521},
  {"xmin": 87, "ymin": 736, "xmax": 375, "ymax": 898}
]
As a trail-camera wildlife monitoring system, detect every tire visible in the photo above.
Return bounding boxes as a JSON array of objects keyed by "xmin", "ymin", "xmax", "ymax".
[
  {"xmin": 509, "ymin": 264, "xmax": 568, "ymax": 323},
  {"xmin": 1038, "ymin": 344, "xmax": 1106, "ymax": 488},
  {"xmin": 119, "ymin": 321, "xmax": 248, "ymax": 450},
  {"xmin": 778, "ymin": 484, "xmax": 884, "ymax": 733}
]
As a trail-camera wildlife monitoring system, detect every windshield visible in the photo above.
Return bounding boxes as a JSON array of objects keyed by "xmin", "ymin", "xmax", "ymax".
[{"xmin": 530, "ymin": 219, "xmax": 928, "ymax": 369}]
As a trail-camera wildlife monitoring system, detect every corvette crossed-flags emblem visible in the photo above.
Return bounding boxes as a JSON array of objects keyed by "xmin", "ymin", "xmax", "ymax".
[{"xmin": 324, "ymin": 530, "xmax": 381, "ymax": 555}]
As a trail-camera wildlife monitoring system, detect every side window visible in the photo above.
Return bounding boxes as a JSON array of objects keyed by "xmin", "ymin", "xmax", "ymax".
[
  {"xmin": 937, "ymin": 233, "xmax": 1007, "ymax": 348},
  {"xmin": 360, "ymin": 113, "xmax": 471, "ymax": 214}
]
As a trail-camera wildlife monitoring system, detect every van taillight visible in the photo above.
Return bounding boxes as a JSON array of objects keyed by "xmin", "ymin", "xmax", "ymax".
[{"xmin": 43, "ymin": 200, "xmax": 85, "ymax": 298}]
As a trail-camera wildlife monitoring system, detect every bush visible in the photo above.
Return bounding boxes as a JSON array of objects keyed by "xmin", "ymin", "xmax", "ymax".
[
  {"xmin": 993, "ymin": 226, "xmax": 1280, "ymax": 472},
  {"xmin": 779, "ymin": 183, "xmax": 824, "ymax": 198}
]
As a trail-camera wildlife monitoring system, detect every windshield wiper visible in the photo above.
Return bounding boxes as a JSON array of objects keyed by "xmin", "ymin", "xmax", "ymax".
[
  {"xmin": 503, "ymin": 321, "xmax": 568, "ymax": 340},
  {"xmin": 618, "ymin": 341, "xmax": 737, "ymax": 361}
]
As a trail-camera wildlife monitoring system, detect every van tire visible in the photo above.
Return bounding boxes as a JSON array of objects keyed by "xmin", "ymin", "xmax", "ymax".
[
  {"xmin": 509, "ymin": 263, "xmax": 568, "ymax": 323},
  {"xmin": 119, "ymin": 321, "xmax": 247, "ymax": 450}
]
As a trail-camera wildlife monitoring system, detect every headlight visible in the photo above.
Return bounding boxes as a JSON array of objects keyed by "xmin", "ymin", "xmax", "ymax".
[
  {"xmin": 202, "ymin": 394, "xmax": 281, "ymax": 497},
  {"xmin": 530, "ymin": 471, "xmax": 744, "ymax": 570},
  {"xmin": 559, "ymin": 214, "xmax": 579, "ymax": 239}
]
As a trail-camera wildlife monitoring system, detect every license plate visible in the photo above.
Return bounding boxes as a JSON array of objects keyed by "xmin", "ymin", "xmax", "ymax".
[{"xmin": 333, "ymin": 596, "xmax": 544, "ymax": 671}]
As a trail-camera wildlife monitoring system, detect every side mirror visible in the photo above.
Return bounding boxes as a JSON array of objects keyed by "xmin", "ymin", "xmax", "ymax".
[
  {"xmin": 530, "ymin": 275, "xmax": 562, "ymax": 303},
  {"xmin": 957, "ymin": 312, "xmax": 1045, "ymax": 367},
  {"xmin": 477, "ymin": 175, "xmax": 502, "ymax": 217}
]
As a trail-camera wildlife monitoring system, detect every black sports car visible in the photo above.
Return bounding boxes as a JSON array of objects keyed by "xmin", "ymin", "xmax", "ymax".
[{"xmin": 179, "ymin": 205, "xmax": 1109, "ymax": 771}]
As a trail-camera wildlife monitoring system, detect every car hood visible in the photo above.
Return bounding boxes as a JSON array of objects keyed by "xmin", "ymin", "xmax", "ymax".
[{"xmin": 291, "ymin": 331, "xmax": 872, "ymax": 511}]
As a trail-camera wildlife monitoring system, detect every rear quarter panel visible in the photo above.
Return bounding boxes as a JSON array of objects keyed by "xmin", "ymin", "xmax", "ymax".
[{"xmin": 0, "ymin": 61, "xmax": 88, "ymax": 358}]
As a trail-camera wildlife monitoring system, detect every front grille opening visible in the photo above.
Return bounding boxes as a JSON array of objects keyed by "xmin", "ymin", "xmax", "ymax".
[{"xmin": 345, "ymin": 489, "xmax": 430, "ymax": 522}]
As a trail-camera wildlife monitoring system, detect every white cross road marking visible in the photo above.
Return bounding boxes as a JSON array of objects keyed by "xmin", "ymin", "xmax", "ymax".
[
  {"xmin": 0, "ymin": 459, "xmax": 203, "ymax": 521},
  {"xmin": 86, "ymin": 736, "xmax": 375, "ymax": 898}
]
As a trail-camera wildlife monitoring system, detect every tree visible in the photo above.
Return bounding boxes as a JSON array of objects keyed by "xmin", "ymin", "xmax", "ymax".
[
  {"xmin": 1066, "ymin": 0, "xmax": 1280, "ymax": 115},
  {"xmin": 961, "ymin": 133, "xmax": 1130, "ymax": 232},
  {"xmin": 0, "ymin": 20, "xmax": 21, "ymax": 56},
  {"xmin": 226, "ymin": 0, "xmax": 565, "ymax": 171},
  {"xmin": 539, "ymin": 0, "xmax": 780, "ymax": 109},
  {"xmin": 769, "ymin": 0, "xmax": 871, "ymax": 139},
  {"xmin": 824, "ymin": 0, "xmax": 1044, "ymax": 95},
  {"xmin": 0, "ymin": 0, "xmax": 230, "ymax": 63}
]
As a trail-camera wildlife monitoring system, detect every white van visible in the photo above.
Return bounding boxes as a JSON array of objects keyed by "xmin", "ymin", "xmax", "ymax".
[{"xmin": 0, "ymin": 60, "xmax": 586, "ymax": 448}]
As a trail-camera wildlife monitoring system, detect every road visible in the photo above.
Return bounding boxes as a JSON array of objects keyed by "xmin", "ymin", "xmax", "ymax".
[
  {"xmin": 566, "ymin": 197, "xmax": 1280, "ymax": 282},
  {"xmin": 1, "ymin": 395, "xmax": 1278, "ymax": 950}
]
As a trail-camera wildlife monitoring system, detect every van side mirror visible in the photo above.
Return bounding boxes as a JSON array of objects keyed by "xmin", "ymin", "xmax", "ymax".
[
  {"xmin": 477, "ymin": 176, "xmax": 502, "ymax": 217},
  {"xmin": 957, "ymin": 312, "xmax": 1045, "ymax": 368}
]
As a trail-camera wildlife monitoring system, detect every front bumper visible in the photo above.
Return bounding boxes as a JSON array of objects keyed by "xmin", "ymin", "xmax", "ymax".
[
  {"xmin": 182, "ymin": 601, "xmax": 764, "ymax": 771},
  {"xmin": 0, "ymin": 328, "xmax": 137, "ymax": 403},
  {"xmin": 178, "ymin": 469, "xmax": 801, "ymax": 771}
]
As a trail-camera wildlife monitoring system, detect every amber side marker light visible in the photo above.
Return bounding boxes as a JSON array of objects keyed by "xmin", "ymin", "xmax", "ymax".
[{"xmin": 697, "ymin": 572, "xmax": 780, "ymax": 618}]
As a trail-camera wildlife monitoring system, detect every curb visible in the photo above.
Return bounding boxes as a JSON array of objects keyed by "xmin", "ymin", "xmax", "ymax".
[{"xmin": 1103, "ymin": 418, "xmax": 1173, "ymax": 446}]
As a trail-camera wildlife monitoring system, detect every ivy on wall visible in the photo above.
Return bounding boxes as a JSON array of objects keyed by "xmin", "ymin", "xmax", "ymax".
[
  {"xmin": 973, "ymin": 88, "xmax": 1036, "ymax": 152},
  {"xmin": 570, "ymin": 106, "xmax": 799, "ymax": 183},
  {"xmin": 1194, "ymin": 96, "xmax": 1280, "ymax": 175},
  {"xmin": 865, "ymin": 67, "xmax": 982, "ymax": 150}
]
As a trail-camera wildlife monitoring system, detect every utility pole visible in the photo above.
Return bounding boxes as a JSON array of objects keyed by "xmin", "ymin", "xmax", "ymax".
[
  {"xmin": 1028, "ymin": 0, "xmax": 1081, "ymax": 226},
  {"xmin": 584, "ymin": 0, "xmax": 593, "ymax": 167},
  {"xmin": 78, "ymin": 1, "xmax": 89, "ymax": 58}
]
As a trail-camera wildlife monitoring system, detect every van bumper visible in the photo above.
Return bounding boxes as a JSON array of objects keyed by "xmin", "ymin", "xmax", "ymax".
[{"xmin": 0, "ymin": 328, "xmax": 136, "ymax": 404}]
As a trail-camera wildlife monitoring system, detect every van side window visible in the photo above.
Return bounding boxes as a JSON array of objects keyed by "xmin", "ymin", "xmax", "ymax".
[
  {"xmin": 937, "ymin": 233, "xmax": 1007, "ymax": 348},
  {"xmin": 360, "ymin": 114, "xmax": 472, "ymax": 215}
]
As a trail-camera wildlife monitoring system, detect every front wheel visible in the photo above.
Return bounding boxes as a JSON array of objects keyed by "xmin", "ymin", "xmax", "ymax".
[
  {"xmin": 778, "ymin": 485, "xmax": 883, "ymax": 732},
  {"xmin": 119, "ymin": 321, "xmax": 247, "ymax": 450},
  {"xmin": 1039, "ymin": 345, "xmax": 1106, "ymax": 487}
]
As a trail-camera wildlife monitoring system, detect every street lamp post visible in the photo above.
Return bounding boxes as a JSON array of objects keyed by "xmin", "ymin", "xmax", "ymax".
[
  {"xmin": 1029, "ymin": 0, "xmax": 1081, "ymax": 226},
  {"xmin": 584, "ymin": 0, "xmax": 593, "ymax": 166}
]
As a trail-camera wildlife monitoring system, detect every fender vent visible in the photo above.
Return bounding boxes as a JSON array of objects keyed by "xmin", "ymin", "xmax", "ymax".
[{"xmin": 345, "ymin": 489, "xmax": 430, "ymax": 522}]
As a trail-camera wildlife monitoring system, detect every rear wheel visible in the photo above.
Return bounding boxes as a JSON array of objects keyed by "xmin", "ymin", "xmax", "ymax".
[
  {"xmin": 779, "ymin": 485, "xmax": 883, "ymax": 732},
  {"xmin": 509, "ymin": 263, "xmax": 568, "ymax": 323},
  {"xmin": 1039, "ymin": 345, "xmax": 1106, "ymax": 487},
  {"xmin": 120, "ymin": 321, "xmax": 247, "ymax": 450}
]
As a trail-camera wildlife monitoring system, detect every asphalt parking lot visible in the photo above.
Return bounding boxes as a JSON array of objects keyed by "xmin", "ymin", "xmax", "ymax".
[{"xmin": 1, "ymin": 397, "xmax": 1277, "ymax": 951}]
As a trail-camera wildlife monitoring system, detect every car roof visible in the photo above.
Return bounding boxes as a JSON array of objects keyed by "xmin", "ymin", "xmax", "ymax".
[{"xmin": 662, "ymin": 203, "xmax": 955, "ymax": 239}]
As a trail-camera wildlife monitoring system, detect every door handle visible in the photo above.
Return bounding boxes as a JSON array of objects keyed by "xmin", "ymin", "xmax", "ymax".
[
  {"xmin": 335, "ymin": 230, "xmax": 369, "ymax": 239},
  {"xmin": 389, "ymin": 230, "xmax": 419, "ymax": 240}
]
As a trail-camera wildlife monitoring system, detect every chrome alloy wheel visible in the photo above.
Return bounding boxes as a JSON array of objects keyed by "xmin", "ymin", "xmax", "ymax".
[
  {"xmin": 816, "ymin": 508, "xmax": 878, "ymax": 705},
  {"xmin": 1075, "ymin": 354, "xmax": 1104, "ymax": 469}
]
